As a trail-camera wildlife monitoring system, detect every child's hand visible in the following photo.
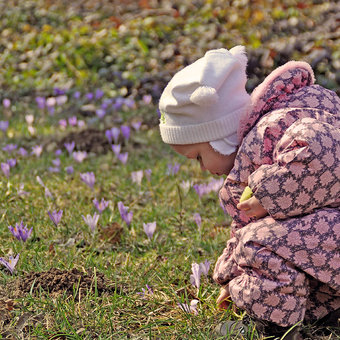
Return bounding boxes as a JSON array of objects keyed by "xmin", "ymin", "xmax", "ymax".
[
  {"xmin": 217, "ymin": 286, "xmax": 231, "ymax": 310},
  {"xmin": 237, "ymin": 195, "xmax": 268, "ymax": 219}
]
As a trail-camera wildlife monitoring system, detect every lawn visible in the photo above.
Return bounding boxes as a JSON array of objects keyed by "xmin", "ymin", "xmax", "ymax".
[{"xmin": 0, "ymin": 1, "xmax": 339, "ymax": 339}]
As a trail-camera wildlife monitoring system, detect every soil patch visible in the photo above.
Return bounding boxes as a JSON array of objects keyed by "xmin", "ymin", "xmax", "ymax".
[{"xmin": 15, "ymin": 268, "xmax": 117, "ymax": 298}]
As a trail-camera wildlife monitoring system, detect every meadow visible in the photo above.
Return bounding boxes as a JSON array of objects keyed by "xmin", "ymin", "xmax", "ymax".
[{"xmin": 0, "ymin": 1, "xmax": 339, "ymax": 339}]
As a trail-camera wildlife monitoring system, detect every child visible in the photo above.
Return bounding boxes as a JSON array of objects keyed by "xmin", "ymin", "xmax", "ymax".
[{"xmin": 158, "ymin": 46, "xmax": 340, "ymax": 338}]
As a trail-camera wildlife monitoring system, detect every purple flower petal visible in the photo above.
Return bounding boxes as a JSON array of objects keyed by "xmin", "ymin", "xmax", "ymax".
[{"xmin": 143, "ymin": 222, "xmax": 156, "ymax": 240}]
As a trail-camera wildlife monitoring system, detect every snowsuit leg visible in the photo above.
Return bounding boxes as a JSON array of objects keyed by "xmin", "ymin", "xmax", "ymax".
[{"xmin": 229, "ymin": 240, "xmax": 308, "ymax": 327}]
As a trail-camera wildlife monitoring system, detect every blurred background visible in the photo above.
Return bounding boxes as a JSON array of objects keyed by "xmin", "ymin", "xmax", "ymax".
[{"xmin": 0, "ymin": 0, "xmax": 339, "ymax": 111}]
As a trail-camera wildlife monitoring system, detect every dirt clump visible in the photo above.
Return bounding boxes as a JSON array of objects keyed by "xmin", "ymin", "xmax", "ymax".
[{"xmin": 17, "ymin": 268, "xmax": 116, "ymax": 297}]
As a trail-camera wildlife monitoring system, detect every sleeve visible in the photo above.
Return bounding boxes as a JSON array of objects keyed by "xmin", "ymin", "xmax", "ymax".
[{"xmin": 248, "ymin": 117, "xmax": 340, "ymax": 219}]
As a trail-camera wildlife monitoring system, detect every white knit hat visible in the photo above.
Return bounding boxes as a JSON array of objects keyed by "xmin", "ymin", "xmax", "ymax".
[{"xmin": 159, "ymin": 46, "xmax": 251, "ymax": 155}]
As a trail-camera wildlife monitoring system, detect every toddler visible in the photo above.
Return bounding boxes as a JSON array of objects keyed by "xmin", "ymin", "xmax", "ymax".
[{"xmin": 158, "ymin": 46, "xmax": 340, "ymax": 338}]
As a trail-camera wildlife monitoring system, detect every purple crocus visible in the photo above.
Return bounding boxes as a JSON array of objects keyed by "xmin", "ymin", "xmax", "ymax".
[
  {"xmin": 124, "ymin": 98, "xmax": 135, "ymax": 109},
  {"xmin": 111, "ymin": 127, "xmax": 120, "ymax": 144},
  {"xmin": 17, "ymin": 147, "xmax": 28, "ymax": 157},
  {"xmin": 142, "ymin": 94, "xmax": 152, "ymax": 105},
  {"xmin": 167, "ymin": 163, "xmax": 180, "ymax": 176},
  {"xmin": 131, "ymin": 170, "xmax": 143, "ymax": 185},
  {"xmin": 0, "ymin": 121, "xmax": 9, "ymax": 132},
  {"xmin": 118, "ymin": 152, "xmax": 128, "ymax": 165},
  {"xmin": 7, "ymin": 159, "xmax": 16, "ymax": 168},
  {"xmin": 105, "ymin": 129, "xmax": 113, "ymax": 144},
  {"xmin": 3, "ymin": 144, "xmax": 17, "ymax": 153},
  {"xmin": 137, "ymin": 284, "xmax": 154, "ymax": 298},
  {"xmin": 1, "ymin": 163, "xmax": 10, "ymax": 177},
  {"xmin": 178, "ymin": 299, "xmax": 199, "ymax": 315},
  {"xmin": 117, "ymin": 201, "xmax": 133, "ymax": 226},
  {"xmin": 93, "ymin": 198, "xmax": 109, "ymax": 214},
  {"xmin": 55, "ymin": 149, "xmax": 62, "ymax": 156},
  {"xmin": 73, "ymin": 91, "xmax": 81, "ymax": 99},
  {"xmin": 143, "ymin": 222, "xmax": 156, "ymax": 240},
  {"xmin": 96, "ymin": 108, "xmax": 106, "ymax": 119},
  {"xmin": 95, "ymin": 89, "xmax": 104, "ymax": 99},
  {"xmin": 131, "ymin": 121, "xmax": 142, "ymax": 131},
  {"xmin": 86, "ymin": 92, "xmax": 94, "ymax": 101},
  {"xmin": 35, "ymin": 96, "xmax": 46, "ymax": 109},
  {"xmin": 80, "ymin": 172, "xmax": 95, "ymax": 190},
  {"xmin": 0, "ymin": 254, "xmax": 19, "ymax": 275},
  {"xmin": 199, "ymin": 260, "xmax": 211, "ymax": 277},
  {"xmin": 68, "ymin": 116, "xmax": 78, "ymax": 127},
  {"xmin": 111, "ymin": 144, "xmax": 121, "ymax": 157},
  {"xmin": 52, "ymin": 158, "xmax": 61, "ymax": 167},
  {"xmin": 113, "ymin": 97, "xmax": 124, "ymax": 110},
  {"xmin": 193, "ymin": 213, "xmax": 202, "ymax": 229},
  {"xmin": 120, "ymin": 125, "xmax": 130, "ymax": 141},
  {"xmin": 8, "ymin": 221, "xmax": 32, "ymax": 242},
  {"xmin": 65, "ymin": 166, "xmax": 74, "ymax": 174},
  {"xmin": 190, "ymin": 262, "xmax": 202, "ymax": 289},
  {"xmin": 48, "ymin": 210, "xmax": 63, "ymax": 226},
  {"xmin": 2, "ymin": 98, "xmax": 11, "ymax": 108},
  {"xmin": 59, "ymin": 119, "xmax": 67, "ymax": 128},
  {"xmin": 82, "ymin": 212, "xmax": 100, "ymax": 233},
  {"xmin": 31, "ymin": 145, "xmax": 43, "ymax": 157},
  {"xmin": 64, "ymin": 141, "xmax": 75, "ymax": 155},
  {"xmin": 72, "ymin": 151, "xmax": 87, "ymax": 163}
]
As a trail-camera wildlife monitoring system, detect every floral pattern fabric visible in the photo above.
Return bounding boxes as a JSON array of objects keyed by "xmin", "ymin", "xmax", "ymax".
[{"xmin": 213, "ymin": 61, "xmax": 340, "ymax": 326}]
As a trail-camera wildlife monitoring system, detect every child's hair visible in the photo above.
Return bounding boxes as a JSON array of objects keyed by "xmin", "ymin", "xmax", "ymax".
[{"xmin": 159, "ymin": 46, "xmax": 251, "ymax": 156}]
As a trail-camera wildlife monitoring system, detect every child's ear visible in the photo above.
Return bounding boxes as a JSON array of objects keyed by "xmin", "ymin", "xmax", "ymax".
[
  {"xmin": 229, "ymin": 45, "xmax": 248, "ymax": 70},
  {"xmin": 190, "ymin": 86, "xmax": 219, "ymax": 107}
]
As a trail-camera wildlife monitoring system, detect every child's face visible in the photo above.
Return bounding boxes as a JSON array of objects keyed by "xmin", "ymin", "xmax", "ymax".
[{"xmin": 171, "ymin": 142, "xmax": 237, "ymax": 176}]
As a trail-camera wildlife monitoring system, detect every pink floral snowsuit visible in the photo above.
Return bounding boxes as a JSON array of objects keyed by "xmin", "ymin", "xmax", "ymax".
[{"xmin": 213, "ymin": 61, "xmax": 340, "ymax": 327}]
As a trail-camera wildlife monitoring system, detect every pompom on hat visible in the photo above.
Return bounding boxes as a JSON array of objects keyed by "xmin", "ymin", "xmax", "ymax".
[{"xmin": 159, "ymin": 46, "xmax": 251, "ymax": 155}]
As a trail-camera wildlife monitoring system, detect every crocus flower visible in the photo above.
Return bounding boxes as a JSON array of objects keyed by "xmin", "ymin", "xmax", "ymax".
[
  {"xmin": 73, "ymin": 91, "xmax": 81, "ymax": 99},
  {"xmin": 77, "ymin": 120, "xmax": 85, "ymax": 128},
  {"xmin": 93, "ymin": 198, "xmax": 109, "ymax": 214},
  {"xmin": 178, "ymin": 299, "xmax": 199, "ymax": 315},
  {"xmin": 1, "ymin": 163, "xmax": 10, "ymax": 177},
  {"xmin": 35, "ymin": 96, "xmax": 46, "ymax": 109},
  {"xmin": 167, "ymin": 163, "xmax": 180, "ymax": 176},
  {"xmin": 46, "ymin": 97, "xmax": 56, "ymax": 107},
  {"xmin": 190, "ymin": 262, "xmax": 201, "ymax": 289},
  {"xmin": 64, "ymin": 141, "xmax": 75, "ymax": 155},
  {"xmin": 48, "ymin": 167, "xmax": 60, "ymax": 173},
  {"xmin": 117, "ymin": 201, "xmax": 133, "ymax": 226},
  {"xmin": 95, "ymin": 89, "xmax": 104, "ymax": 99},
  {"xmin": 199, "ymin": 260, "xmax": 211, "ymax": 277},
  {"xmin": 48, "ymin": 210, "xmax": 63, "ymax": 226},
  {"xmin": 120, "ymin": 125, "xmax": 130, "ymax": 141},
  {"xmin": 2, "ymin": 98, "xmax": 11, "ymax": 108},
  {"xmin": 124, "ymin": 98, "xmax": 135, "ymax": 109},
  {"xmin": 111, "ymin": 144, "xmax": 121, "ymax": 157},
  {"xmin": 113, "ymin": 97, "xmax": 124, "ymax": 110},
  {"xmin": 17, "ymin": 147, "xmax": 28, "ymax": 157},
  {"xmin": 28, "ymin": 126, "xmax": 36, "ymax": 136},
  {"xmin": 25, "ymin": 114, "xmax": 34, "ymax": 125},
  {"xmin": 193, "ymin": 213, "xmax": 202, "ymax": 229},
  {"xmin": 59, "ymin": 119, "xmax": 67, "ymax": 128},
  {"xmin": 80, "ymin": 172, "xmax": 95, "ymax": 190},
  {"xmin": 82, "ymin": 212, "xmax": 100, "ymax": 233},
  {"xmin": 96, "ymin": 108, "xmax": 106, "ymax": 119},
  {"xmin": 73, "ymin": 151, "xmax": 87, "ymax": 163},
  {"xmin": 105, "ymin": 129, "xmax": 113, "ymax": 143},
  {"xmin": 180, "ymin": 180, "xmax": 192, "ymax": 195},
  {"xmin": 137, "ymin": 284, "xmax": 154, "ymax": 298},
  {"xmin": 142, "ymin": 94, "xmax": 152, "ymax": 105},
  {"xmin": 65, "ymin": 166, "xmax": 74, "ymax": 174},
  {"xmin": 86, "ymin": 92, "xmax": 94, "ymax": 101},
  {"xmin": 143, "ymin": 222, "xmax": 156, "ymax": 240},
  {"xmin": 3, "ymin": 144, "xmax": 17, "ymax": 153},
  {"xmin": 0, "ymin": 254, "xmax": 19, "ymax": 274},
  {"xmin": 193, "ymin": 184, "xmax": 207, "ymax": 198},
  {"xmin": 0, "ymin": 121, "xmax": 9, "ymax": 132},
  {"xmin": 31, "ymin": 145, "xmax": 43, "ymax": 157},
  {"xmin": 131, "ymin": 121, "xmax": 142, "ymax": 131},
  {"xmin": 118, "ymin": 152, "xmax": 128, "ymax": 165},
  {"xmin": 55, "ymin": 149, "xmax": 62, "ymax": 156},
  {"xmin": 54, "ymin": 88, "xmax": 65, "ymax": 96},
  {"xmin": 68, "ymin": 116, "xmax": 78, "ymax": 127},
  {"xmin": 52, "ymin": 158, "xmax": 61, "ymax": 167},
  {"xmin": 111, "ymin": 127, "xmax": 120, "ymax": 144},
  {"xmin": 8, "ymin": 221, "xmax": 32, "ymax": 242},
  {"xmin": 56, "ymin": 95, "xmax": 67, "ymax": 106},
  {"xmin": 131, "ymin": 170, "xmax": 143, "ymax": 185}
]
